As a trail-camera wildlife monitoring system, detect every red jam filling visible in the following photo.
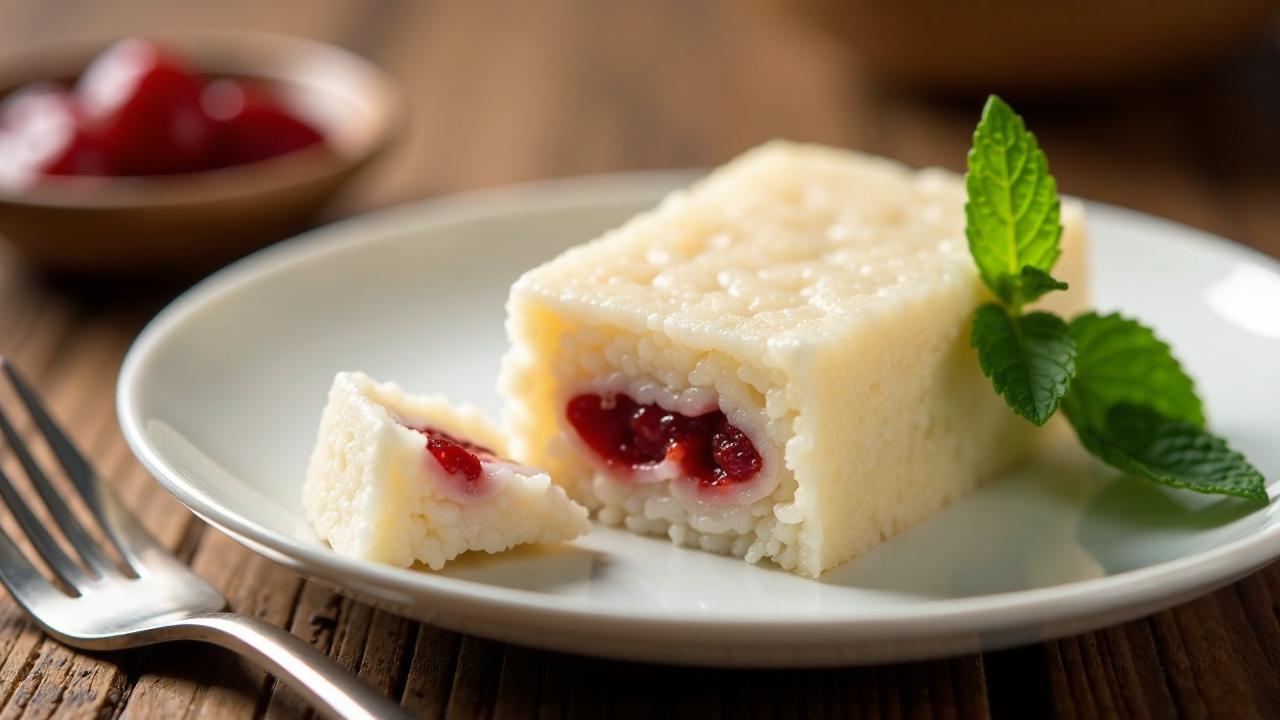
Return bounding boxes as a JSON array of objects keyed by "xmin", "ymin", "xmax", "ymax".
[
  {"xmin": 403, "ymin": 425, "xmax": 495, "ymax": 483},
  {"xmin": 566, "ymin": 393, "xmax": 763, "ymax": 487}
]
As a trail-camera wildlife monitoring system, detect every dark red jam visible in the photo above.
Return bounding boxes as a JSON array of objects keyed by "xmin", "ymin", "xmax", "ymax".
[
  {"xmin": 565, "ymin": 393, "xmax": 763, "ymax": 487},
  {"xmin": 405, "ymin": 425, "xmax": 495, "ymax": 483},
  {"xmin": 0, "ymin": 38, "xmax": 325, "ymax": 189}
]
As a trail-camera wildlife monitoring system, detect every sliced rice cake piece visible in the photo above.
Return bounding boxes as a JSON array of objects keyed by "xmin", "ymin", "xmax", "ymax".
[
  {"xmin": 304, "ymin": 371, "xmax": 589, "ymax": 569},
  {"xmin": 500, "ymin": 141, "xmax": 1090, "ymax": 578}
]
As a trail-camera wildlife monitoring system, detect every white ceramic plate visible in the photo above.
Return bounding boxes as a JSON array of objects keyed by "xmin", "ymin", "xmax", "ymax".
[{"xmin": 118, "ymin": 172, "xmax": 1280, "ymax": 667}]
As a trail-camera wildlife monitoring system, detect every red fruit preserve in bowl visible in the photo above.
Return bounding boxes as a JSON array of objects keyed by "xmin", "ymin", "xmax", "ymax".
[
  {"xmin": 0, "ymin": 38, "xmax": 329, "ymax": 188},
  {"xmin": 0, "ymin": 32, "xmax": 402, "ymax": 275}
]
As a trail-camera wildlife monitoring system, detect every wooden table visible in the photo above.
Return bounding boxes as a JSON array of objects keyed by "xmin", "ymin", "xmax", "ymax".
[{"xmin": 1, "ymin": 1, "xmax": 1279, "ymax": 717}]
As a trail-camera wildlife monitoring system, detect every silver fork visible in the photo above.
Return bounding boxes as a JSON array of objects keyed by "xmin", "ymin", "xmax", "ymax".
[{"xmin": 0, "ymin": 358, "xmax": 408, "ymax": 720}]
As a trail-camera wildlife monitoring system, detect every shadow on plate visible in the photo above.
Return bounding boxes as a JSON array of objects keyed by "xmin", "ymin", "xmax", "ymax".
[
  {"xmin": 820, "ymin": 435, "xmax": 1267, "ymax": 600},
  {"xmin": 437, "ymin": 543, "xmax": 609, "ymax": 593},
  {"xmin": 1076, "ymin": 474, "xmax": 1266, "ymax": 576}
]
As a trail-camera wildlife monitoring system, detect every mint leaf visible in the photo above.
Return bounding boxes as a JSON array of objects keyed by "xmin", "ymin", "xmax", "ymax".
[
  {"xmin": 1063, "ymin": 312, "xmax": 1204, "ymax": 432},
  {"xmin": 965, "ymin": 95, "xmax": 1062, "ymax": 306},
  {"xmin": 1077, "ymin": 404, "xmax": 1267, "ymax": 502},
  {"xmin": 1062, "ymin": 314, "xmax": 1263, "ymax": 500},
  {"xmin": 1013, "ymin": 266, "xmax": 1068, "ymax": 304},
  {"xmin": 971, "ymin": 303, "xmax": 1076, "ymax": 426}
]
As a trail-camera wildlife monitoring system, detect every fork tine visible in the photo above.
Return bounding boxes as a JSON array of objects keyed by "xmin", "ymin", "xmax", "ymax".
[
  {"xmin": 0, "ymin": 393, "xmax": 116, "ymax": 578},
  {"xmin": 1, "ymin": 359, "xmax": 164, "ymax": 570},
  {"xmin": 0, "ymin": 520, "xmax": 71, "ymax": 613},
  {"xmin": 0, "ymin": 462, "xmax": 89, "ymax": 591}
]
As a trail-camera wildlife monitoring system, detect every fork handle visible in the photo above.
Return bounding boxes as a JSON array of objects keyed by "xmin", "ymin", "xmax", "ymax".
[{"xmin": 171, "ymin": 612, "xmax": 410, "ymax": 720}]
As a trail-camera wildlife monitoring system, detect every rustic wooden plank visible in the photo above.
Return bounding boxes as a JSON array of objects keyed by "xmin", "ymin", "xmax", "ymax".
[
  {"xmin": 1036, "ymin": 578, "xmax": 1280, "ymax": 720},
  {"xmin": 1148, "ymin": 610, "xmax": 1210, "ymax": 719},
  {"xmin": 1209, "ymin": 583, "xmax": 1280, "ymax": 708},
  {"xmin": 1062, "ymin": 634, "xmax": 1116, "ymax": 718},
  {"xmin": 327, "ymin": 598, "xmax": 377, "ymax": 687},
  {"xmin": 1176, "ymin": 588, "xmax": 1280, "ymax": 717},
  {"xmin": 925, "ymin": 657, "xmax": 989, "ymax": 720},
  {"xmin": 0, "ymin": 626, "xmax": 50, "ymax": 720},
  {"xmin": 400, "ymin": 625, "xmax": 462, "ymax": 718},
  {"xmin": 356, "ymin": 609, "xmax": 415, "ymax": 700},
  {"xmin": 50, "ymin": 653, "xmax": 129, "ymax": 720},
  {"xmin": 490, "ymin": 645, "xmax": 542, "ymax": 720},
  {"xmin": 1078, "ymin": 621, "xmax": 1177, "ymax": 720},
  {"xmin": 1234, "ymin": 569, "xmax": 1280, "ymax": 685},
  {"xmin": 0, "ymin": 639, "xmax": 78, "ymax": 720},
  {"xmin": 444, "ymin": 637, "xmax": 504, "ymax": 720},
  {"xmin": 116, "ymin": 641, "xmax": 224, "ymax": 720}
]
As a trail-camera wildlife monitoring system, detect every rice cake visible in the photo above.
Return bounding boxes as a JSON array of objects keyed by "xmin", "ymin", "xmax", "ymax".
[
  {"xmin": 304, "ymin": 371, "xmax": 589, "ymax": 570},
  {"xmin": 500, "ymin": 141, "xmax": 1089, "ymax": 577}
]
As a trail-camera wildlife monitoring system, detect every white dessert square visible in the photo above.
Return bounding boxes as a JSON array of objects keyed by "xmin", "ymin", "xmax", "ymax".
[
  {"xmin": 304, "ymin": 372, "xmax": 588, "ymax": 569},
  {"xmin": 500, "ymin": 141, "xmax": 1089, "ymax": 577}
]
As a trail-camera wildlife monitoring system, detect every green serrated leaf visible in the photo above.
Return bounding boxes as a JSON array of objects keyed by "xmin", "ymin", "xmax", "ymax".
[
  {"xmin": 1062, "ymin": 312, "xmax": 1205, "ymax": 432},
  {"xmin": 971, "ymin": 303, "xmax": 1076, "ymax": 426},
  {"xmin": 1077, "ymin": 404, "xmax": 1267, "ymax": 502},
  {"xmin": 1010, "ymin": 265, "xmax": 1068, "ymax": 305},
  {"xmin": 965, "ymin": 95, "xmax": 1063, "ymax": 305}
]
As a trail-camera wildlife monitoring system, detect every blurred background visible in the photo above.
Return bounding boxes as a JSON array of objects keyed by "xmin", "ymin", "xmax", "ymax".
[{"xmin": 0, "ymin": 0, "xmax": 1278, "ymax": 284}]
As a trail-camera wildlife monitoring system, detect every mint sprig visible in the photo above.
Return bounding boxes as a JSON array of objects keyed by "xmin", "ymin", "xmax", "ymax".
[
  {"xmin": 966, "ymin": 96, "xmax": 1075, "ymax": 425},
  {"xmin": 965, "ymin": 95, "xmax": 1267, "ymax": 502}
]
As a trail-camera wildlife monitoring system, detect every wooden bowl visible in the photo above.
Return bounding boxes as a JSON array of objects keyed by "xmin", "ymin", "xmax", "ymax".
[{"xmin": 0, "ymin": 32, "xmax": 403, "ymax": 276}]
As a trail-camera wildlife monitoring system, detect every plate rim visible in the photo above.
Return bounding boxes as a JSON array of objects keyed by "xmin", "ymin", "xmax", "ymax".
[{"xmin": 116, "ymin": 170, "xmax": 1280, "ymax": 642}]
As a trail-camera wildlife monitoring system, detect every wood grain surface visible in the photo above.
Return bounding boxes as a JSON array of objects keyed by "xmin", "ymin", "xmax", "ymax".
[{"xmin": 0, "ymin": 1, "xmax": 1278, "ymax": 718}]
